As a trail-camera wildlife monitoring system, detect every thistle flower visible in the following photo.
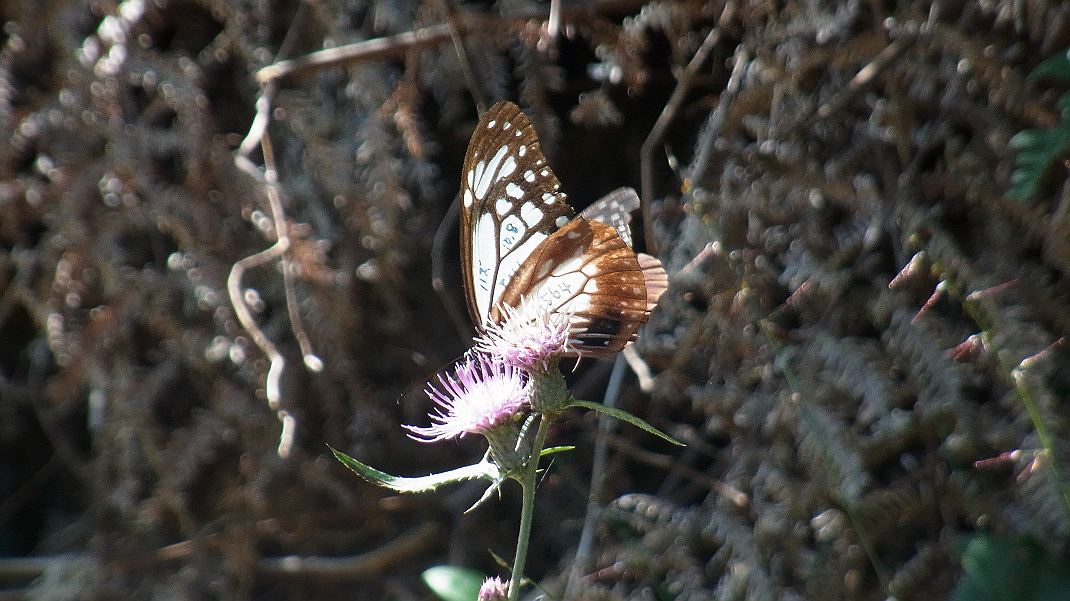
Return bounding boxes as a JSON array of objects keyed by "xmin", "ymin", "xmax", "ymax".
[
  {"xmin": 477, "ymin": 576, "xmax": 509, "ymax": 601},
  {"xmin": 475, "ymin": 298, "xmax": 571, "ymax": 371},
  {"xmin": 403, "ymin": 353, "xmax": 528, "ymax": 443}
]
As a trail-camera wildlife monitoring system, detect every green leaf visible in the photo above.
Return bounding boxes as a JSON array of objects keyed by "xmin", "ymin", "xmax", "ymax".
[
  {"xmin": 329, "ymin": 445, "xmax": 499, "ymax": 493},
  {"xmin": 565, "ymin": 399, "xmax": 685, "ymax": 446},
  {"xmin": 950, "ymin": 534, "xmax": 1070, "ymax": 601},
  {"xmin": 1029, "ymin": 50, "xmax": 1070, "ymax": 83},
  {"xmin": 422, "ymin": 565, "xmax": 486, "ymax": 601},
  {"xmin": 1008, "ymin": 117, "xmax": 1070, "ymax": 201},
  {"xmin": 1010, "ymin": 48, "xmax": 1070, "ymax": 201}
]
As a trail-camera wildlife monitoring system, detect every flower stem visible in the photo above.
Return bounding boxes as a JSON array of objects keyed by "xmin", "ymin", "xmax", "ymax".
[{"xmin": 508, "ymin": 415, "xmax": 550, "ymax": 601}]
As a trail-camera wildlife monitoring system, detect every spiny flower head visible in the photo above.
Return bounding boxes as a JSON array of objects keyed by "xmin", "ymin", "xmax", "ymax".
[
  {"xmin": 478, "ymin": 576, "xmax": 509, "ymax": 601},
  {"xmin": 476, "ymin": 297, "xmax": 571, "ymax": 370},
  {"xmin": 403, "ymin": 353, "xmax": 528, "ymax": 443}
]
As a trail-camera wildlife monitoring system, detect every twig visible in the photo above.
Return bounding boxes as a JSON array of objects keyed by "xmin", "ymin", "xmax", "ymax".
[
  {"xmin": 431, "ymin": 194, "xmax": 474, "ymax": 340},
  {"xmin": 640, "ymin": 24, "xmax": 724, "ymax": 252},
  {"xmin": 0, "ymin": 554, "xmax": 79, "ymax": 581},
  {"xmin": 604, "ymin": 434, "xmax": 747, "ymax": 506},
  {"xmin": 621, "ymin": 345, "xmax": 655, "ymax": 393},
  {"xmin": 541, "ymin": 0, "xmax": 562, "ymax": 57},
  {"xmin": 676, "ymin": 242, "xmax": 717, "ymax": 276},
  {"xmin": 432, "ymin": 0, "xmax": 488, "ymax": 114},
  {"xmin": 255, "ymin": 1, "xmax": 652, "ymax": 84},
  {"xmin": 810, "ymin": 35, "xmax": 913, "ymax": 123},
  {"xmin": 231, "ymin": 85, "xmax": 297, "ymax": 458},
  {"xmin": 686, "ymin": 43, "xmax": 749, "ymax": 192},
  {"xmin": 564, "ymin": 355, "xmax": 626, "ymax": 599},
  {"xmin": 257, "ymin": 24, "xmax": 459, "ymax": 84},
  {"xmin": 258, "ymin": 522, "xmax": 443, "ymax": 579},
  {"xmin": 0, "ymin": 523, "xmax": 442, "ymax": 583}
]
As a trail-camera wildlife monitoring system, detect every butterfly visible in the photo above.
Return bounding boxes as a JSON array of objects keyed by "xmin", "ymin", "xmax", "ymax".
[{"xmin": 460, "ymin": 101, "xmax": 667, "ymax": 357}]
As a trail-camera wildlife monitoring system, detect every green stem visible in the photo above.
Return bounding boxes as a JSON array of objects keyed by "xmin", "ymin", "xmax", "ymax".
[
  {"xmin": 508, "ymin": 415, "xmax": 550, "ymax": 601},
  {"xmin": 1013, "ymin": 366, "xmax": 1070, "ymax": 514}
]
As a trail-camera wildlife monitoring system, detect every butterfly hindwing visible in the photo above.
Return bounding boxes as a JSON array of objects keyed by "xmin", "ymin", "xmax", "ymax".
[
  {"xmin": 580, "ymin": 187, "xmax": 640, "ymax": 248},
  {"xmin": 460, "ymin": 102, "xmax": 574, "ymax": 328},
  {"xmin": 496, "ymin": 218, "xmax": 666, "ymax": 356}
]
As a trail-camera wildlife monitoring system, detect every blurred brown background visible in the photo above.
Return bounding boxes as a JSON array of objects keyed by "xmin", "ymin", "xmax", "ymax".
[{"xmin": 2, "ymin": 0, "xmax": 1069, "ymax": 599}]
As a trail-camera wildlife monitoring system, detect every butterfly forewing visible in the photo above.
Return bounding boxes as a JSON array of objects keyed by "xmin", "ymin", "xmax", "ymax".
[{"xmin": 460, "ymin": 102, "xmax": 574, "ymax": 328}]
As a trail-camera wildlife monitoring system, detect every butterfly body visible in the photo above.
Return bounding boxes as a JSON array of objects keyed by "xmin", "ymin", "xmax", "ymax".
[{"xmin": 460, "ymin": 101, "xmax": 667, "ymax": 357}]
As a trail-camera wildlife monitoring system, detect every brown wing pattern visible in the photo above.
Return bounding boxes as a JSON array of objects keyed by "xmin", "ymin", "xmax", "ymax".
[
  {"xmin": 495, "ymin": 219, "xmax": 667, "ymax": 356},
  {"xmin": 459, "ymin": 101, "xmax": 574, "ymax": 328}
]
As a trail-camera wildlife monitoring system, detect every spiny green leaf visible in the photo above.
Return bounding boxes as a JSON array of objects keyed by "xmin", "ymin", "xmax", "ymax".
[
  {"xmin": 540, "ymin": 445, "xmax": 575, "ymax": 457},
  {"xmin": 565, "ymin": 399, "xmax": 685, "ymax": 446},
  {"xmin": 329, "ymin": 445, "xmax": 499, "ymax": 493}
]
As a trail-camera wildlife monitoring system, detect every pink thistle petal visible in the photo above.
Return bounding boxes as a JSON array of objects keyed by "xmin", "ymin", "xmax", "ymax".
[
  {"xmin": 475, "ymin": 298, "xmax": 571, "ymax": 370},
  {"xmin": 403, "ymin": 353, "xmax": 528, "ymax": 443}
]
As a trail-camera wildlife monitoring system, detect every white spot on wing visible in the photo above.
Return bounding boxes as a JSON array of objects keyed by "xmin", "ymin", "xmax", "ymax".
[
  {"xmin": 475, "ymin": 145, "xmax": 509, "ymax": 200},
  {"xmin": 520, "ymin": 203, "xmax": 543, "ymax": 226},
  {"xmin": 487, "ymin": 120, "xmax": 497, "ymax": 129},
  {"xmin": 503, "ymin": 121, "xmax": 512, "ymax": 130},
  {"xmin": 555, "ymin": 216, "xmax": 569, "ymax": 227},
  {"xmin": 519, "ymin": 145, "xmax": 527, "ymax": 157},
  {"xmin": 506, "ymin": 183, "xmax": 524, "ymax": 199},
  {"xmin": 470, "ymin": 161, "xmax": 484, "ymax": 196},
  {"xmin": 496, "ymin": 198, "xmax": 511, "ymax": 215},
  {"xmin": 542, "ymin": 192, "xmax": 555, "ymax": 204},
  {"xmin": 524, "ymin": 170, "xmax": 535, "ymax": 182},
  {"xmin": 463, "ymin": 189, "xmax": 473, "ymax": 208},
  {"xmin": 473, "ymin": 212, "xmax": 499, "ymax": 320},
  {"xmin": 499, "ymin": 156, "xmax": 517, "ymax": 178}
]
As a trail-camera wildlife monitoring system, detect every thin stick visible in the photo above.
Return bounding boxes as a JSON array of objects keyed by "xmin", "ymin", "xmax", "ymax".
[
  {"xmin": 563, "ymin": 355, "xmax": 626, "ymax": 599},
  {"xmin": 257, "ymin": 24, "xmax": 458, "ymax": 83},
  {"xmin": 433, "ymin": 0, "xmax": 488, "ymax": 114},
  {"xmin": 687, "ymin": 44, "xmax": 748, "ymax": 191},
  {"xmin": 0, "ymin": 523, "xmax": 441, "ymax": 581},
  {"xmin": 431, "ymin": 193, "xmax": 473, "ymax": 339},
  {"xmin": 258, "ymin": 522, "xmax": 443, "ymax": 579},
  {"xmin": 809, "ymin": 35, "xmax": 913, "ymax": 124},
  {"xmin": 640, "ymin": 23, "xmax": 724, "ymax": 252},
  {"xmin": 256, "ymin": 2, "xmax": 652, "ymax": 83},
  {"xmin": 231, "ymin": 85, "xmax": 298, "ymax": 458}
]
